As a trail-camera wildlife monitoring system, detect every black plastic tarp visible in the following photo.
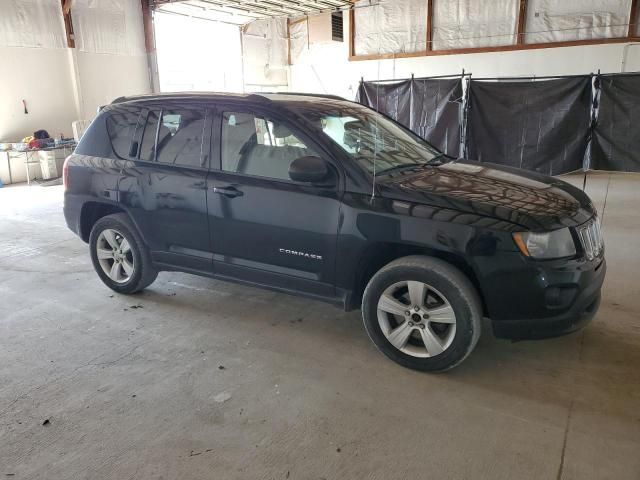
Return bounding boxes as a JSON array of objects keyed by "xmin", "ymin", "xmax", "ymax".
[
  {"xmin": 356, "ymin": 78, "xmax": 463, "ymax": 157},
  {"xmin": 356, "ymin": 80, "xmax": 411, "ymax": 128},
  {"xmin": 410, "ymin": 78, "xmax": 463, "ymax": 158},
  {"xmin": 466, "ymin": 77, "xmax": 592, "ymax": 175},
  {"xmin": 591, "ymin": 74, "xmax": 640, "ymax": 172}
]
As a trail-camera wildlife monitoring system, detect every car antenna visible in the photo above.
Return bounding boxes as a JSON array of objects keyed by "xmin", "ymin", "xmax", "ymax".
[
  {"xmin": 371, "ymin": 79, "xmax": 379, "ymax": 199},
  {"xmin": 371, "ymin": 56, "xmax": 382, "ymax": 201}
]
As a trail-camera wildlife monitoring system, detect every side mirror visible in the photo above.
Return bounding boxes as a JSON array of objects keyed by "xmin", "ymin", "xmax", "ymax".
[{"xmin": 289, "ymin": 156, "xmax": 330, "ymax": 183}]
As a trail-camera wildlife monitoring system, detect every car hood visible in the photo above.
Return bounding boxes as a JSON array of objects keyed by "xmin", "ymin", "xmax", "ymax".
[{"xmin": 376, "ymin": 160, "xmax": 595, "ymax": 231}]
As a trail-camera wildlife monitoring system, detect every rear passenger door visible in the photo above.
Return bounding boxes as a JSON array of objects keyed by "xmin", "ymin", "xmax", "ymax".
[
  {"xmin": 206, "ymin": 107, "xmax": 343, "ymax": 297},
  {"xmin": 117, "ymin": 102, "xmax": 213, "ymax": 273}
]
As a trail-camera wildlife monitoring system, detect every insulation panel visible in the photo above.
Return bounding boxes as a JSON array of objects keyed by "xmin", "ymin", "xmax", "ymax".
[
  {"xmin": 432, "ymin": 0, "xmax": 519, "ymax": 50},
  {"xmin": 0, "ymin": 0, "xmax": 66, "ymax": 49},
  {"xmin": 72, "ymin": 0, "xmax": 146, "ymax": 55},
  {"xmin": 353, "ymin": 0, "xmax": 427, "ymax": 55},
  {"xmin": 289, "ymin": 19, "xmax": 309, "ymax": 64},
  {"xmin": 242, "ymin": 18, "xmax": 289, "ymax": 86},
  {"xmin": 524, "ymin": 0, "xmax": 632, "ymax": 43}
]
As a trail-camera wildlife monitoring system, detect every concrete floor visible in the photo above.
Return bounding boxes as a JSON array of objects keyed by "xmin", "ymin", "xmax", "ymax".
[{"xmin": 0, "ymin": 172, "xmax": 638, "ymax": 479}]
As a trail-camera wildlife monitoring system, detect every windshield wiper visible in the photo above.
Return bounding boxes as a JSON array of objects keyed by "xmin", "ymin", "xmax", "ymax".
[
  {"xmin": 427, "ymin": 153, "xmax": 449, "ymax": 164},
  {"xmin": 375, "ymin": 163, "xmax": 424, "ymax": 176},
  {"xmin": 375, "ymin": 155, "xmax": 446, "ymax": 176}
]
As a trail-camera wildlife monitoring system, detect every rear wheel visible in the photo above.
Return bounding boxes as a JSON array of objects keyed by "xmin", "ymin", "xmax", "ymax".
[
  {"xmin": 89, "ymin": 213, "xmax": 157, "ymax": 294},
  {"xmin": 362, "ymin": 256, "xmax": 481, "ymax": 372}
]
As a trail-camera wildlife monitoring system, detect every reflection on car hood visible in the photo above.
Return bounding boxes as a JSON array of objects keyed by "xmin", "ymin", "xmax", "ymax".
[{"xmin": 376, "ymin": 160, "xmax": 595, "ymax": 230}]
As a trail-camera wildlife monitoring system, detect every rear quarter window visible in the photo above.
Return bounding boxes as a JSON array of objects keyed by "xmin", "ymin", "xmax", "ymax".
[
  {"xmin": 106, "ymin": 106, "xmax": 141, "ymax": 159},
  {"xmin": 75, "ymin": 105, "xmax": 141, "ymax": 160}
]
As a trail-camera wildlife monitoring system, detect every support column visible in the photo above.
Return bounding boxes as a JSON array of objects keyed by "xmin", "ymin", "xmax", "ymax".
[
  {"xmin": 141, "ymin": 0, "xmax": 160, "ymax": 93},
  {"xmin": 61, "ymin": 0, "xmax": 84, "ymax": 121}
]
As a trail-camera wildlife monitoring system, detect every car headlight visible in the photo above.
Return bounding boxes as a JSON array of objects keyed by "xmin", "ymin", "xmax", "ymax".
[{"xmin": 512, "ymin": 228, "xmax": 576, "ymax": 259}]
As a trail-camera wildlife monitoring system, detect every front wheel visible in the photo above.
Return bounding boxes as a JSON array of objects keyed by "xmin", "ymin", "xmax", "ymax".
[
  {"xmin": 362, "ymin": 256, "xmax": 482, "ymax": 372},
  {"xmin": 89, "ymin": 213, "xmax": 158, "ymax": 294}
]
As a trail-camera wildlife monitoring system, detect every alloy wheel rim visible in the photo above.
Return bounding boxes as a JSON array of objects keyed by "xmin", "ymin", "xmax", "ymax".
[
  {"xmin": 376, "ymin": 281, "xmax": 457, "ymax": 358},
  {"xmin": 96, "ymin": 228, "xmax": 134, "ymax": 284}
]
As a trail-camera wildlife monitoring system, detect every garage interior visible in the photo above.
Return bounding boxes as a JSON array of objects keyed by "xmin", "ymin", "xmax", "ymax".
[{"xmin": 1, "ymin": 1, "xmax": 639, "ymax": 479}]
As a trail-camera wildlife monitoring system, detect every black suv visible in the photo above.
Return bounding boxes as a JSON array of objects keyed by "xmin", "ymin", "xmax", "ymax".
[{"xmin": 63, "ymin": 92, "xmax": 605, "ymax": 371}]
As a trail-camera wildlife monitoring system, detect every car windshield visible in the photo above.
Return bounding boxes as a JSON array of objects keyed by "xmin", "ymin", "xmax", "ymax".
[{"xmin": 288, "ymin": 101, "xmax": 443, "ymax": 175}]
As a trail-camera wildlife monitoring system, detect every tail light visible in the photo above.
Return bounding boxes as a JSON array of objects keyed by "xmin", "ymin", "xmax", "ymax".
[{"xmin": 63, "ymin": 156, "xmax": 70, "ymax": 191}]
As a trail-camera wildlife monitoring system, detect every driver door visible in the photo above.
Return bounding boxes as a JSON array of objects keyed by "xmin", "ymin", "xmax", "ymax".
[{"xmin": 206, "ymin": 108, "xmax": 342, "ymax": 297}]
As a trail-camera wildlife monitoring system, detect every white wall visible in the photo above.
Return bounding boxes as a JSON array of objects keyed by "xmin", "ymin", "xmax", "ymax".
[
  {"xmin": 75, "ymin": 51, "xmax": 150, "ymax": 119},
  {"xmin": 0, "ymin": 0, "xmax": 150, "ymax": 143},
  {"xmin": 0, "ymin": 47, "xmax": 78, "ymax": 141},
  {"xmin": 289, "ymin": 15, "xmax": 640, "ymax": 100},
  {"xmin": 71, "ymin": 0, "xmax": 150, "ymax": 119}
]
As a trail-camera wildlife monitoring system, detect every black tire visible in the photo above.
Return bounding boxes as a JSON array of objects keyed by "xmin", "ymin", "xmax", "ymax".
[
  {"xmin": 362, "ymin": 255, "xmax": 482, "ymax": 372},
  {"xmin": 89, "ymin": 213, "xmax": 158, "ymax": 294}
]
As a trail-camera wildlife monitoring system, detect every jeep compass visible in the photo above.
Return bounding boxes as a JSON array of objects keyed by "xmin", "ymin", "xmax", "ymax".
[{"xmin": 63, "ymin": 92, "xmax": 605, "ymax": 371}]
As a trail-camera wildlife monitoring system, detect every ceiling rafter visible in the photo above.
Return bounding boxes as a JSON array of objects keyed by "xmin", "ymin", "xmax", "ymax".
[
  {"xmin": 152, "ymin": 0, "xmax": 353, "ymax": 23},
  {"xmin": 174, "ymin": 1, "xmax": 254, "ymax": 15},
  {"xmin": 189, "ymin": 0, "xmax": 265, "ymax": 16},
  {"xmin": 201, "ymin": 0, "xmax": 294, "ymax": 16},
  {"xmin": 259, "ymin": 0, "xmax": 316, "ymax": 15}
]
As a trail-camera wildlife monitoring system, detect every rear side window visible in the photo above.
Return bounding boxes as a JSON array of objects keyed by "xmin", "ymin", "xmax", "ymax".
[
  {"xmin": 156, "ymin": 109, "xmax": 205, "ymax": 167},
  {"xmin": 105, "ymin": 106, "xmax": 141, "ymax": 159},
  {"xmin": 138, "ymin": 108, "xmax": 205, "ymax": 167}
]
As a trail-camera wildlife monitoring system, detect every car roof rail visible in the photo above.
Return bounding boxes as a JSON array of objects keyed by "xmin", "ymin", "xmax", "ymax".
[
  {"xmin": 110, "ymin": 92, "xmax": 263, "ymax": 105},
  {"xmin": 258, "ymin": 92, "xmax": 346, "ymax": 101},
  {"xmin": 108, "ymin": 92, "xmax": 348, "ymax": 107}
]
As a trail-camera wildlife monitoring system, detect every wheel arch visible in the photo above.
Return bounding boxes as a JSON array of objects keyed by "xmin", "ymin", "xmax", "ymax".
[
  {"xmin": 349, "ymin": 242, "xmax": 486, "ymax": 315},
  {"xmin": 79, "ymin": 201, "xmax": 131, "ymax": 243}
]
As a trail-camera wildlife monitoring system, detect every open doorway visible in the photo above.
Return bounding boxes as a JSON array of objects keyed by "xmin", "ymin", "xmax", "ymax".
[{"xmin": 154, "ymin": 12, "xmax": 244, "ymax": 93}]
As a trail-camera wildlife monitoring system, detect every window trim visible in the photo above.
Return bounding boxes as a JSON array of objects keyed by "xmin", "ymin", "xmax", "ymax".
[{"xmin": 348, "ymin": 0, "xmax": 640, "ymax": 61}]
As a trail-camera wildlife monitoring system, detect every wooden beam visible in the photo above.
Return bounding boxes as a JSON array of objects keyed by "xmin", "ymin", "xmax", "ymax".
[
  {"xmin": 141, "ymin": 0, "xmax": 155, "ymax": 54},
  {"xmin": 629, "ymin": 0, "xmax": 639, "ymax": 38},
  {"xmin": 516, "ymin": 0, "xmax": 527, "ymax": 45},
  {"xmin": 426, "ymin": 0, "xmax": 433, "ymax": 51},
  {"xmin": 60, "ymin": 0, "xmax": 75, "ymax": 48},
  {"xmin": 349, "ymin": 8, "xmax": 355, "ymax": 57},
  {"xmin": 349, "ymin": 36, "xmax": 640, "ymax": 62},
  {"xmin": 62, "ymin": 0, "xmax": 73, "ymax": 15}
]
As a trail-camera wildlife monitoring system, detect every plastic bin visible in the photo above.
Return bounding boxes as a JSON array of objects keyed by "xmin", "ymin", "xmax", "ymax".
[{"xmin": 39, "ymin": 151, "xmax": 59, "ymax": 179}]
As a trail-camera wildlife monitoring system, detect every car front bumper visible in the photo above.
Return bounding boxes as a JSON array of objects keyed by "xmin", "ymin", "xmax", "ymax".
[{"xmin": 490, "ymin": 257, "xmax": 606, "ymax": 340}]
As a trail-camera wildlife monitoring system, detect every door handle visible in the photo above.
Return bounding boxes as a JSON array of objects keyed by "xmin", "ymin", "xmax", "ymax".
[{"xmin": 212, "ymin": 186, "xmax": 243, "ymax": 198}]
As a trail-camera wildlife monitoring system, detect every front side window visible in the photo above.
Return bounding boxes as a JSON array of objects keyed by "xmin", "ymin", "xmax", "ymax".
[
  {"xmin": 138, "ymin": 108, "xmax": 205, "ymax": 167},
  {"xmin": 221, "ymin": 112, "xmax": 317, "ymax": 180},
  {"xmin": 290, "ymin": 101, "xmax": 442, "ymax": 175}
]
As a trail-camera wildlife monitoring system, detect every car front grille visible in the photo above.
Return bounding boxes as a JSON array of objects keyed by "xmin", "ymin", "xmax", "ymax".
[{"xmin": 576, "ymin": 216, "xmax": 604, "ymax": 260}]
